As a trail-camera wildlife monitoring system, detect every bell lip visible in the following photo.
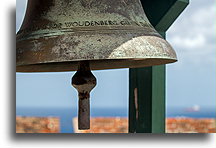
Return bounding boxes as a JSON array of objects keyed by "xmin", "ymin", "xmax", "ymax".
[
  {"xmin": 17, "ymin": 33, "xmax": 177, "ymax": 72},
  {"xmin": 17, "ymin": 30, "xmax": 177, "ymax": 72},
  {"xmin": 16, "ymin": 58, "xmax": 177, "ymax": 73}
]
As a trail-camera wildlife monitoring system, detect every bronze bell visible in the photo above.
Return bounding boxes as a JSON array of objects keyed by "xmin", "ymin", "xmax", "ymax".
[
  {"xmin": 16, "ymin": 0, "xmax": 177, "ymax": 130},
  {"xmin": 16, "ymin": 0, "xmax": 177, "ymax": 72}
]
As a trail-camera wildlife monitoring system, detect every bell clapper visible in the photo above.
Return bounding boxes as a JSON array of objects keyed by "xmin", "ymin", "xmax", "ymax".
[{"xmin": 72, "ymin": 61, "xmax": 96, "ymax": 130}]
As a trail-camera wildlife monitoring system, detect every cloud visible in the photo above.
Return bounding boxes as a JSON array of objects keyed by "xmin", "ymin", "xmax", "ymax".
[
  {"xmin": 166, "ymin": 0, "xmax": 216, "ymax": 108},
  {"xmin": 171, "ymin": 34, "xmax": 206, "ymax": 49},
  {"xmin": 167, "ymin": 0, "xmax": 216, "ymax": 66}
]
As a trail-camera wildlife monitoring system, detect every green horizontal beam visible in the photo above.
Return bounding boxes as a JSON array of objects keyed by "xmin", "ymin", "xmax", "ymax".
[
  {"xmin": 155, "ymin": 0, "xmax": 189, "ymax": 31},
  {"xmin": 141, "ymin": 0, "xmax": 189, "ymax": 31}
]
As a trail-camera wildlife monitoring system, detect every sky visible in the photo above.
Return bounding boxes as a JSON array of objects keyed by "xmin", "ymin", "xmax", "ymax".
[{"xmin": 16, "ymin": 0, "xmax": 215, "ymax": 109}]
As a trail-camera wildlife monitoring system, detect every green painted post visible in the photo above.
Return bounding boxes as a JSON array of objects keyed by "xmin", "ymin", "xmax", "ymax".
[
  {"xmin": 129, "ymin": 62, "xmax": 166, "ymax": 133},
  {"xmin": 129, "ymin": 0, "xmax": 189, "ymax": 133}
]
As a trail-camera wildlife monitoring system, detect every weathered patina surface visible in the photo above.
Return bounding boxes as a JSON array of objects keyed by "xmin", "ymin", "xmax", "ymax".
[{"xmin": 16, "ymin": 0, "xmax": 177, "ymax": 72}]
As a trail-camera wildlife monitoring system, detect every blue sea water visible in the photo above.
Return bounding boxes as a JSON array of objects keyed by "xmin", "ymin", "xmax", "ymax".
[
  {"xmin": 166, "ymin": 107, "xmax": 216, "ymax": 119},
  {"xmin": 16, "ymin": 107, "xmax": 215, "ymax": 133}
]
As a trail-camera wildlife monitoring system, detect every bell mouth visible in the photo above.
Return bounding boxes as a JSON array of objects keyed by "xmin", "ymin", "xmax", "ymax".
[{"xmin": 16, "ymin": 58, "xmax": 177, "ymax": 72}]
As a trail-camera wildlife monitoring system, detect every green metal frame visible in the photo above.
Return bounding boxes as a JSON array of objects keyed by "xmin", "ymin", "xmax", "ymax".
[{"xmin": 129, "ymin": 0, "xmax": 189, "ymax": 133}]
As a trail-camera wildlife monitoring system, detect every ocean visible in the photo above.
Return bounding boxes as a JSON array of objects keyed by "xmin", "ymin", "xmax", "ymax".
[{"xmin": 16, "ymin": 107, "xmax": 215, "ymax": 133}]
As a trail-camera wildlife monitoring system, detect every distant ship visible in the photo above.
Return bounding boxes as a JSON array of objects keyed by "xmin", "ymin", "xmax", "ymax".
[{"xmin": 185, "ymin": 105, "xmax": 200, "ymax": 112}]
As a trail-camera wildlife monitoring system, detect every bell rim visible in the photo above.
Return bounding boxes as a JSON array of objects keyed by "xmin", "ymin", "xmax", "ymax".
[
  {"xmin": 16, "ymin": 57, "xmax": 177, "ymax": 72},
  {"xmin": 17, "ymin": 31, "xmax": 177, "ymax": 71}
]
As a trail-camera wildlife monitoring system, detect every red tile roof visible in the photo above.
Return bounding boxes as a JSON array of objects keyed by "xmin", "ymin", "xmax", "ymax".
[{"xmin": 16, "ymin": 116, "xmax": 60, "ymax": 133}]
